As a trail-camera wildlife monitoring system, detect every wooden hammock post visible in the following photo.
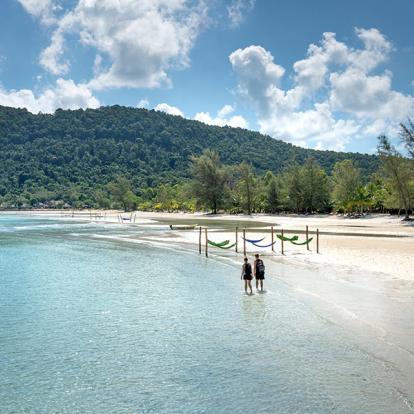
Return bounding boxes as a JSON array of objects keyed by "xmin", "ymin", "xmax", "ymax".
[
  {"xmin": 306, "ymin": 225, "xmax": 309, "ymax": 251},
  {"xmin": 243, "ymin": 229, "xmax": 246, "ymax": 256},
  {"xmin": 235, "ymin": 227, "xmax": 238, "ymax": 253},
  {"xmin": 281, "ymin": 229, "xmax": 285, "ymax": 255},
  {"xmin": 205, "ymin": 227, "xmax": 208, "ymax": 258},
  {"xmin": 199, "ymin": 226, "xmax": 202, "ymax": 254},
  {"xmin": 317, "ymin": 228, "xmax": 320, "ymax": 254},
  {"xmin": 271, "ymin": 226, "xmax": 274, "ymax": 252}
]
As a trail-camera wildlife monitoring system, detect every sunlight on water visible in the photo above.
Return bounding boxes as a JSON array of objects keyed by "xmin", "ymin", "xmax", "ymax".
[{"xmin": 0, "ymin": 216, "xmax": 411, "ymax": 413}]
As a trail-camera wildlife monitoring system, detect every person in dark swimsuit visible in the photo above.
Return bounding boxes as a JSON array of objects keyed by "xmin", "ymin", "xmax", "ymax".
[
  {"xmin": 241, "ymin": 257, "xmax": 253, "ymax": 295},
  {"xmin": 253, "ymin": 253, "xmax": 265, "ymax": 292}
]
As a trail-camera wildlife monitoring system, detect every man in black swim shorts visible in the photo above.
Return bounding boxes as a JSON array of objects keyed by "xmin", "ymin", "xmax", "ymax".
[{"xmin": 254, "ymin": 253, "xmax": 265, "ymax": 292}]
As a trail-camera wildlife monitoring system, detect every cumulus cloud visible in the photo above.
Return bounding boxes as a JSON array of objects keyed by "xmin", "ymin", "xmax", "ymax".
[
  {"xmin": 227, "ymin": 0, "xmax": 255, "ymax": 28},
  {"xmin": 329, "ymin": 68, "xmax": 413, "ymax": 119},
  {"xmin": 259, "ymin": 103, "xmax": 359, "ymax": 151},
  {"xmin": 17, "ymin": 0, "xmax": 60, "ymax": 25},
  {"xmin": 40, "ymin": 29, "xmax": 69, "ymax": 75},
  {"xmin": 154, "ymin": 103, "xmax": 184, "ymax": 117},
  {"xmin": 230, "ymin": 28, "xmax": 414, "ymax": 150},
  {"xmin": 137, "ymin": 99, "xmax": 149, "ymax": 108},
  {"xmin": 229, "ymin": 45, "xmax": 286, "ymax": 116},
  {"xmin": 37, "ymin": 0, "xmax": 207, "ymax": 89},
  {"xmin": 0, "ymin": 78, "xmax": 100, "ymax": 113},
  {"xmin": 194, "ymin": 104, "xmax": 248, "ymax": 128}
]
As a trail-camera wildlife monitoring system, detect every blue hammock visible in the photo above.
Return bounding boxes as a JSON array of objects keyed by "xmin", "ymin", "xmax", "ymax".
[
  {"xmin": 242, "ymin": 236, "xmax": 265, "ymax": 243},
  {"xmin": 249, "ymin": 240, "xmax": 277, "ymax": 248}
]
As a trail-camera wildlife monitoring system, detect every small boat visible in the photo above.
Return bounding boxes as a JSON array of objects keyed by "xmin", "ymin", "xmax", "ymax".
[{"xmin": 169, "ymin": 224, "xmax": 197, "ymax": 230}]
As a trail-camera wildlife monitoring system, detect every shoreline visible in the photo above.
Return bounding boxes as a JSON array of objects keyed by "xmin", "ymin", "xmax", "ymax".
[{"xmin": 3, "ymin": 209, "xmax": 413, "ymax": 280}]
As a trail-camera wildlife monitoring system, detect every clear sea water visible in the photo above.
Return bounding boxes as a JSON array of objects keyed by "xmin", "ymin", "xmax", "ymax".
[{"xmin": 0, "ymin": 215, "xmax": 412, "ymax": 413}]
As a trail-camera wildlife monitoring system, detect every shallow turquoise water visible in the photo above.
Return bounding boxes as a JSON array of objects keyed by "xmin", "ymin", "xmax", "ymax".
[{"xmin": 0, "ymin": 215, "xmax": 411, "ymax": 413}]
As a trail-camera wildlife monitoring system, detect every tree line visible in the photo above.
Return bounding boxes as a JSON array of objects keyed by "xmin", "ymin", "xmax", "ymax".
[
  {"xmin": 0, "ymin": 105, "xmax": 412, "ymax": 217},
  {"xmin": 0, "ymin": 104, "xmax": 379, "ymax": 207},
  {"xmin": 104, "ymin": 122, "xmax": 414, "ymax": 217}
]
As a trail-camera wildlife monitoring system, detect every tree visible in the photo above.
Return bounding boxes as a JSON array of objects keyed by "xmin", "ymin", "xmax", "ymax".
[
  {"xmin": 400, "ymin": 119, "xmax": 414, "ymax": 158},
  {"xmin": 377, "ymin": 135, "xmax": 413, "ymax": 219},
  {"xmin": 332, "ymin": 160, "xmax": 361, "ymax": 212},
  {"xmin": 301, "ymin": 158, "xmax": 330, "ymax": 212},
  {"xmin": 190, "ymin": 150, "xmax": 228, "ymax": 214},
  {"xmin": 285, "ymin": 165, "xmax": 304, "ymax": 213},
  {"xmin": 236, "ymin": 162, "xmax": 257, "ymax": 215},
  {"xmin": 95, "ymin": 190, "xmax": 111, "ymax": 209},
  {"xmin": 107, "ymin": 176, "xmax": 136, "ymax": 211},
  {"xmin": 263, "ymin": 171, "xmax": 280, "ymax": 214}
]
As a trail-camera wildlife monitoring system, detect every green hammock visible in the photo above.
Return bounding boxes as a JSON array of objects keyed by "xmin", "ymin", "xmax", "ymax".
[
  {"xmin": 208, "ymin": 240, "xmax": 236, "ymax": 249},
  {"xmin": 208, "ymin": 239, "xmax": 230, "ymax": 247},
  {"xmin": 290, "ymin": 237, "xmax": 313, "ymax": 245},
  {"xmin": 276, "ymin": 234, "xmax": 299, "ymax": 242}
]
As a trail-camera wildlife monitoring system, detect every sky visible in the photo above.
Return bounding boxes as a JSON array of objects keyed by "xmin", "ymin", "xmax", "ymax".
[{"xmin": 0, "ymin": 0, "xmax": 414, "ymax": 154}]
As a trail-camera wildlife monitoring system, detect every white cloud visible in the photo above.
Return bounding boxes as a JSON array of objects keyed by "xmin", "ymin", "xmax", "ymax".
[
  {"xmin": 137, "ymin": 99, "xmax": 149, "ymax": 108},
  {"xmin": 194, "ymin": 105, "xmax": 248, "ymax": 128},
  {"xmin": 229, "ymin": 45, "xmax": 286, "ymax": 116},
  {"xmin": 154, "ymin": 103, "xmax": 184, "ymax": 117},
  {"xmin": 227, "ymin": 0, "xmax": 255, "ymax": 28},
  {"xmin": 38, "ymin": 0, "xmax": 207, "ymax": 89},
  {"xmin": 217, "ymin": 104, "xmax": 234, "ymax": 118},
  {"xmin": 259, "ymin": 103, "xmax": 359, "ymax": 151},
  {"xmin": 0, "ymin": 78, "xmax": 100, "ymax": 113},
  {"xmin": 352, "ymin": 27, "xmax": 392, "ymax": 72},
  {"xmin": 230, "ymin": 28, "xmax": 414, "ymax": 150},
  {"xmin": 329, "ymin": 68, "xmax": 413, "ymax": 119},
  {"xmin": 17, "ymin": 0, "xmax": 60, "ymax": 25},
  {"xmin": 40, "ymin": 29, "xmax": 69, "ymax": 75}
]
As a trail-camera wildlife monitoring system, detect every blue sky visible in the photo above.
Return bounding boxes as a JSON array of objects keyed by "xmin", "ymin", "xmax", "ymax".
[{"xmin": 1, "ymin": 0, "xmax": 413, "ymax": 154}]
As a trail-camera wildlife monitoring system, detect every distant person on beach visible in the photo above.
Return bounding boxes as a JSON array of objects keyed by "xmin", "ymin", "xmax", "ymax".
[
  {"xmin": 254, "ymin": 253, "xmax": 265, "ymax": 291},
  {"xmin": 241, "ymin": 257, "xmax": 253, "ymax": 295}
]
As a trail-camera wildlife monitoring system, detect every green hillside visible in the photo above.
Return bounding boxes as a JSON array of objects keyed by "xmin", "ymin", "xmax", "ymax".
[{"xmin": 0, "ymin": 105, "xmax": 379, "ymax": 206}]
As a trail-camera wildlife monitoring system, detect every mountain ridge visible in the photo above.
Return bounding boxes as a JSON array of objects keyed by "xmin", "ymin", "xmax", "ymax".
[{"xmin": 0, "ymin": 105, "xmax": 379, "ymax": 202}]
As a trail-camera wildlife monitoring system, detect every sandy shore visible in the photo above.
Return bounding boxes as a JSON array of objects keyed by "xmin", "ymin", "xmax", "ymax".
[{"xmin": 10, "ymin": 210, "xmax": 413, "ymax": 281}]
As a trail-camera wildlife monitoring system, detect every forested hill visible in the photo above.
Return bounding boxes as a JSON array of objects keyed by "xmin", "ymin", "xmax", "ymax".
[{"xmin": 0, "ymin": 104, "xmax": 378, "ymax": 201}]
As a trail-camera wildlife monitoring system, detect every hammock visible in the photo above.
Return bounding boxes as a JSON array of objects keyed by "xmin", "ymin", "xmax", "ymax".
[
  {"xmin": 242, "ymin": 236, "xmax": 265, "ymax": 243},
  {"xmin": 249, "ymin": 240, "xmax": 277, "ymax": 248},
  {"xmin": 276, "ymin": 234, "xmax": 299, "ymax": 242},
  {"xmin": 208, "ymin": 239, "xmax": 230, "ymax": 248},
  {"xmin": 290, "ymin": 237, "xmax": 313, "ymax": 245},
  {"xmin": 208, "ymin": 240, "xmax": 236, "ymax": 249}
]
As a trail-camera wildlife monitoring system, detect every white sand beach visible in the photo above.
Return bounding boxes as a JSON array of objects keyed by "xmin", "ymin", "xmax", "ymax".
[{"xmin": 21, "ymin": 210, "xmax": 414, "ymax": 281}]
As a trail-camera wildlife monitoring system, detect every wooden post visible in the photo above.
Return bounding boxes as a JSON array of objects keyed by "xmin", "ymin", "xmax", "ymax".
[
  {"xmin": 271, "ymin": 226, "xmax": 274, "ymax": 252},
  {"xmin": 317, "ymin": 228, "xmax": 319, "ymax": 254},
  {"xmin": 205, "ymin": 227, "xmax": 208, "ymax": 258},
  {"xmin": 199, "ymin": 227, "xmax": 202, "ymax": 254},
  {"xmin": 243, "ymin": 229, "xmax": 246, "ymax": 256},
  {"xmin": 281, "ymin": 229, "xmax": 284, "ymax": 255},
  {"xmin": 306, "ymin": 225, "xmax": 309, "ymax": 251},
  {"xmin": 235, "ymin": 227, "xmax": 238, "ymax": 253}
]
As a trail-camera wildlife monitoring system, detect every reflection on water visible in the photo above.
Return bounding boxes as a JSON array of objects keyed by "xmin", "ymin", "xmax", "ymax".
[{"xmin": 0, "ymin": 216, "xmax": 412, "ymax": 413}]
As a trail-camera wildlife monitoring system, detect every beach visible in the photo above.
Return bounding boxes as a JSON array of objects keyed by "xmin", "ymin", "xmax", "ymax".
[
  {"xmin": 1, "ymin": 211, "xmax": 414, "ymax": 412},
  {"xmin": 43, "ymin": 210, "xmax": 413, "ymax": 282}
]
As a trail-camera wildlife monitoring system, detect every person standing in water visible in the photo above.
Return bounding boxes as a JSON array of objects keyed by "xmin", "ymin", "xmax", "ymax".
[
  {"xmin": 241, "ymin": 257, "xmax": 253, "ymax": 295},
  {"xmin": 253, "ymin": 253, "xmax": 265, "ymax": 292}
]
